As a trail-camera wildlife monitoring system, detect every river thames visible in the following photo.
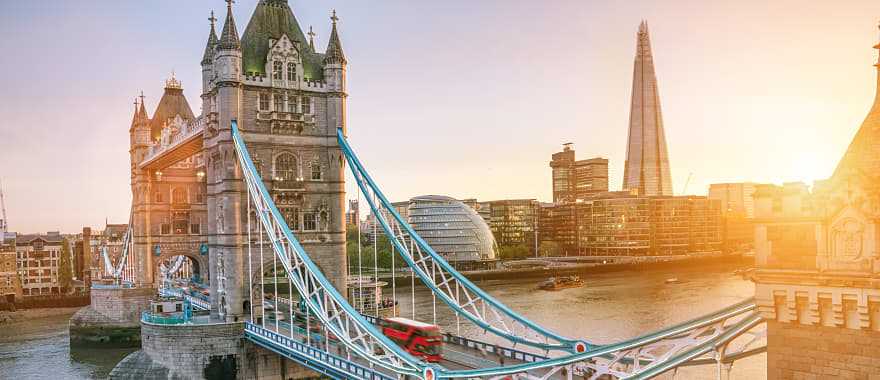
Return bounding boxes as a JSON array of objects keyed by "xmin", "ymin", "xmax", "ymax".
[{"xmin": 0, "ymin": 261, "xmax": 762, "ymax": 379}]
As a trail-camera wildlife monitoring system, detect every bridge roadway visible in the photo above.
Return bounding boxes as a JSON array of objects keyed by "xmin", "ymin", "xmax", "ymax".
[
  {"xmin": 158, "ymin": 285, "xmax": 557, "ymax": 378},
  {"xmin": 261, "ymin": 298, "xmax": 559, "ymax": 379}
]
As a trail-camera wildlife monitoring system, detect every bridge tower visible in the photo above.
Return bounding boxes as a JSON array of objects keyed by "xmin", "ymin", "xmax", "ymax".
[
  {"xmin": 203, "ymin": 0, "xmax": 349, "ymax": 322},
  {"xmin": 753, "ymin": 25, "xmax": 880, "ymax": 379},
  {"xmin": 130, "ymin": 72, "xmax": 209, "ymax": 289}
]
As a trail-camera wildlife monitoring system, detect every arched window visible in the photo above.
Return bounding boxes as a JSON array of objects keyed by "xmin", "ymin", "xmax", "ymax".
[
  {"xmin": 275, "ymin": 153, "xmax": 298, "ymax": 182},
  {"xmin": 287, "ymin": 63, "xmax": 296, "ymax": 82},
  {"xmin": 272, "ymin": 60, "xmax": 283, "ymax": 80},
  {"xmin": 172, "ymin": 188, "xmax": 187, "ymax": 204},
  {"xmin": 310, "ymin": 161, "xmax": 322, "ymax": 180}
]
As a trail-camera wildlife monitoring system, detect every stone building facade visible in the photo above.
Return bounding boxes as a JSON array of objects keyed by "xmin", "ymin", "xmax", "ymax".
[
  {"xmin": 199, "ymin": 0, "xmax": 348, "ymax": 321},
  {"xmin": 126, "ymin": 0, "xmax": 349, "ymax": 323},
  {"xmin": 15, "ymin": 232, "xmax": 65, "ymax": 295},
  {"xmin": 753, "ymin": 27, "xmax": 880, "ymax": 380}
]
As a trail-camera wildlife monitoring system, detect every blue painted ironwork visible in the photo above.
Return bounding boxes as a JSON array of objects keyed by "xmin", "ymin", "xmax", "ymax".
[
  {"xmin": 228, "ymin": 121, "xmax": 766, "ymax": 379},
  {"xmin": 231, "ymin": 121, "xmax": 429, "ymax": 378},
  {"xmin": 338, "ymin": 127, "xmax": 584, "ymax": 353},
  {"xmin": 245, "ymin": 323, "xmax": 395, "ymax": 380}
]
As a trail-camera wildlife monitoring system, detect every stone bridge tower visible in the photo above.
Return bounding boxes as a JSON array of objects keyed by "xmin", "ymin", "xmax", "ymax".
[
  {"xmin": 129, "ymin": 77, "xmax": 209, "ymax": 289},
  {"xmin": 753, "ymin": 25, "xmax": 880, "ymax": 379},
  {"xmin": 202, "ymin": 0, "xmax": 348, "ymax": 322}
]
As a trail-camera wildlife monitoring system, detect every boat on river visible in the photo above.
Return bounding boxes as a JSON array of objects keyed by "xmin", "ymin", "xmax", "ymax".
[{"xmin": 537, "ymin": 276, "xmax": 584, "ymax": 291}]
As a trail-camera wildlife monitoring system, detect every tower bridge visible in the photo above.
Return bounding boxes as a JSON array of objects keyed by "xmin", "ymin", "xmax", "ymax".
[{"xmin": 80, "ymin": 1, "xmax": 774, "ymax": 379}]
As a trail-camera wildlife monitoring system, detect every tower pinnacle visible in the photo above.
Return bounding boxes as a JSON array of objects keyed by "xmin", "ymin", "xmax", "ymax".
[
  {"xmin": 833, "ymin": 23, "xmax": 880, "ymax": 179},
  {"xmin": 324, "ymin": 10, "xmax": 347, "ymax": 65},
  {"xmin": 218, "ymin": 0, "xmax": 240, "ymax": 50},
  {"xmin": 202, "ymin": 10, "xmax": 220, "ymax": 64}
]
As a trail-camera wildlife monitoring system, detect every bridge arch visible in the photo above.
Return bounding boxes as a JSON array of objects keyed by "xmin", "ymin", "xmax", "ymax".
[{"xmin": 155, "ymin": 250, "xmax": 207, "ymax": 285}]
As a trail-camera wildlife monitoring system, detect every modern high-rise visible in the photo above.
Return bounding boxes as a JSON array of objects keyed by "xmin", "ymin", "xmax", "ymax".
[
  {"xmin": 549, "ymin": 144, "xmax": 609, "ymax": 202},
  {"xmin": 708, "ymin": 183, "xmax": 757, "ymax": 218},
  {"xmin": 623, "ymin": 21, "xmax": 673, "ymax": 196}
]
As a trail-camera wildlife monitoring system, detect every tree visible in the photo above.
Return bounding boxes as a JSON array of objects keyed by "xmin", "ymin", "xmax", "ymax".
[
  {"xmin": 498, "ymin": 244, "xmax": 530, "ymax": 260},
  {"xmin": 58, "ymin": 238, "xmax": 73, "ymax": 293},
  {"xmin": 538, "ymin": 241, "xmax": 562, "ymax": 257}
]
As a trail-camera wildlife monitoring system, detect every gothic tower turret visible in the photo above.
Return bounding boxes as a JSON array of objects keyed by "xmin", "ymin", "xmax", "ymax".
[
  {"xmin": 201, "ymin": 11, "xmax": 219, "ymax": 117},
  {"xmin": 323, "ymin": 10, "xmax": 347, "ymax": 96},
  {"xmin": 205, "ymin": 0, "xmax": 245, "ymax": 322}
]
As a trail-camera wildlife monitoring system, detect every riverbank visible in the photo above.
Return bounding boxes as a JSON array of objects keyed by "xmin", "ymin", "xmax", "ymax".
[
  {"xmin": 378, "ymin": 252, "xmax": 751, "ymax": 285},
  {"xmin": 0, "ymin": 306, "xmax": 83, "ymax": 325}
]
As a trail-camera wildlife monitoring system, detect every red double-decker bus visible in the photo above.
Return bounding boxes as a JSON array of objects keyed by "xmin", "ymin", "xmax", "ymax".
[{"xmin": 378, "ymin": 317, "xmax": 443, "ymax": 362}]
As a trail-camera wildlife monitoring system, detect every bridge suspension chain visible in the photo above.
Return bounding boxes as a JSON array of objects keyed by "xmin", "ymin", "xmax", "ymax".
[{"xmin": 232, "ymin": 121, "xmax": 430, "ymax": 378}]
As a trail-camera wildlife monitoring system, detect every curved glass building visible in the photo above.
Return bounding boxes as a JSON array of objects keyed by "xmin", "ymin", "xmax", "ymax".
[{"xmin": 407, "ymin": 195, "xmax": 497, "ymax": 263}]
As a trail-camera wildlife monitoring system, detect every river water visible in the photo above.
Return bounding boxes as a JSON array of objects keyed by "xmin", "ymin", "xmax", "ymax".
[{"xmin": 0, "ymin": 261, "xmax": 763, "ymax": 379}]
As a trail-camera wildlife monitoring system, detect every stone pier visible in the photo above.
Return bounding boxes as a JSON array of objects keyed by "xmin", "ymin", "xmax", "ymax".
[
  {"xmin": 69, "ymin": 286, "xmax": 155, "ymax": 347},
  {"xmin": 110, "ymin": 321, "xmax": 320, "ymax": 380}
]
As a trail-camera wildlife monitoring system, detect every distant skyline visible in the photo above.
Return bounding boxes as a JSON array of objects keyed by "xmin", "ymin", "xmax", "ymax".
[{"xmin": 2, "ymin": 0, "xmax": 880, "ymax": 233}]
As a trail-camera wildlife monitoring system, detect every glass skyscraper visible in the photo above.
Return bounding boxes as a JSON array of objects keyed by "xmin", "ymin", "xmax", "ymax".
[{"xmin": 623, "ymin": 21, "xmax": 673, "ymax": 196}]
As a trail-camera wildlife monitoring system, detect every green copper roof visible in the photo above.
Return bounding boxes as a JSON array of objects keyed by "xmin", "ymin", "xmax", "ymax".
[{"xmin": 240, "ymin": 0, "xmax": 325, "ymax": 80}]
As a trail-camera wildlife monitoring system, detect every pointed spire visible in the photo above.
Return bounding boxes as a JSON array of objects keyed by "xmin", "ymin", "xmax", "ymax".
[
  {"xmin": 833, "ymin": 21, "xmax": 880, "ymax": 179},
  {"xmin": 131, "ymin": 92, "xmax": 149, "ymax": 130},
  {"xmin": 202, "ymin": 10, "xmax": 219, "ymax": 64},
  {"xmin": 874, "ymin": 20, "xmax": 880, "ymax": 67},
  {"xmin": 138, "ymin": 91, "xmax": 148, "ymax": 120},
  {"xmin": 324, "ymin": 10, "xmax": 347, "ymax": 65},
  {"xmin": 308, "ymin": 25, "xmax": 316, "ymax": 52},
  {"xmin": 218, "ymin": 0, "xmax": 240, "ymax": 50}
]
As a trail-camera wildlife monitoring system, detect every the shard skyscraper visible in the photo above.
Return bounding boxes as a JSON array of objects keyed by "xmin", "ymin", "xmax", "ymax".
[{"xmin": 623, "ymin": 21, "xmax": 673, "ymax": 196}]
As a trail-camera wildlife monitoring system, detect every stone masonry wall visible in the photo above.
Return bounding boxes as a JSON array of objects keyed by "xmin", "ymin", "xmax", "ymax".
[
  {"xmin": 91, "ymin": 287, "xmax": 156, "ymax": 324},
  {"xmin": 240, "ymin": 342, "xmax": 320, "ymax": 380},
  {"xmin": 141, "ymin": 321, "xmax": 244, "ymax": 379},
  {"xmin": 767, "ymin": 320, "xmax": 880, "ymax": 380}
]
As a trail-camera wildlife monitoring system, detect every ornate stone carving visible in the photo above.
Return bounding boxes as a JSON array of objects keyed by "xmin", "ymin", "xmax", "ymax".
[{"xmin": 832, "ymin": 217, "xmax": 865, "ymax": 261}]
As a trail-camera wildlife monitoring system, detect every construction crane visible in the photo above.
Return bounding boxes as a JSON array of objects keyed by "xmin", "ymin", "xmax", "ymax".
[
  {"xmin": 682, "ymin": 172, "xmax": 694, "ymax": 195},
  {"xmin": 0, "ymin": 178, "xmax": 6, "ymax": 233}
]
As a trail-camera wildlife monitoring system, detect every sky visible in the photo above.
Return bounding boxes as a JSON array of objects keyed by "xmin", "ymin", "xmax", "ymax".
[{"xmin": 1, "ymin": 0, "xmax": 880, "ymax": 233}]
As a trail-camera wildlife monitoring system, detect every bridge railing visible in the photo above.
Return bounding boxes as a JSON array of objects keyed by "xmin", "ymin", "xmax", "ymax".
[
  {"xmin": 141, "ymin": 311, "xmax": 187, "ymax": 325},
  {"xmin": 244, "ymin": 322, "xmax": 395, "ymax": 380}
]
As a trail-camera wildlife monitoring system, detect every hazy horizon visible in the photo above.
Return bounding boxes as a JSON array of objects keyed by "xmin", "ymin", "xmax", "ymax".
[{"xmin": 2, "ymin": 0, "xmax": 880, "ymax": 233}]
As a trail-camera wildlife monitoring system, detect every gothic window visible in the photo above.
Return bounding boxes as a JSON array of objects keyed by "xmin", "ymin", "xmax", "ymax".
[
  {"xmin": 282, "ymin": 208, "xmax": 300, "ymax": 230},
  {"xmin": 287, "ymin": 63, "xmax": 296, "ymax": 82},
  {"xmin": 161, "ymin": 218, "xmax": 171, "ymax": 235},
  {"xmin": 172, "ymin": 188, "xmax": 187, "ymax": 204},
  {"xmin": 273, "ymin": 94, "xmax": 283, "ymax": 112},
  {"xmin": 303, "ymin": 212, "xmax": 317, "ymax": 231},
  {"xmin": 287, "ymin": 94, "xmax": 297, "ymax": 113},
  {"xmin": 259, "ymin": 93, "xmax": 270, "ymax": 111},
  {"xmin": 275, "ymin": 153, "xmax": 298, "ymax": 181},
  {"xmin": 191, "ymin": 222, "xmax": 200, "ymax": 234},
  {"xmin": 301, "ymin": 96, "xmax": 311, "ymax": 114},
  {"xmin": 155, "ymin": 192, "xmax": 164, "ymax": 203},
  {"xmin": 310, "ymin": 161, "xmax": 322, "ymax": 180},
  {"xmin": 273, "ymin": 60, "xmax": 283, "ymax": 80}
]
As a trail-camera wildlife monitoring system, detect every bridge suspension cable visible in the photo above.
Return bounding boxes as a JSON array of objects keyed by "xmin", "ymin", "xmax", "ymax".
[
  {"xmin": 228, "ymin": 121, "xmax": 766, "ymax": 379},
  {"xmin": 232, "ymin": 121, "xmax": 432, "ymax": 378},
  {"xmin": 338, "ymin": 127, "xmax": 586, "ymax": 354}
]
